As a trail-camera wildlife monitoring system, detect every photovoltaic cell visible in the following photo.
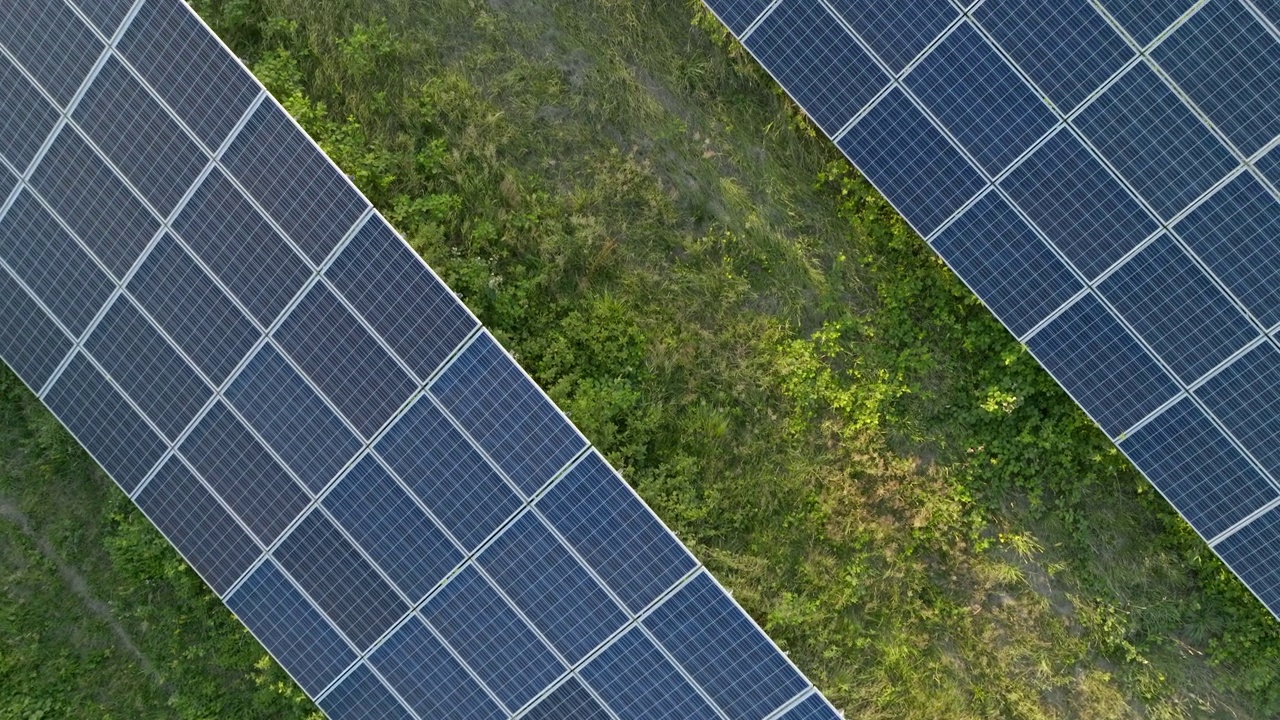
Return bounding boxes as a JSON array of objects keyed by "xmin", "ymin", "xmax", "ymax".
[
  {"xmin": 0, "ymin": 269, "xmax": 70, "ymax": 390},
  {"xmin": 1120, "ymin": 397, "xmax": 1276, "ymax": 538},
  {"xmin": 375, "ymin": 396, "xmax": 522, "ymax": 551},
  {"xmin": 226, "ymin": 560, "xmax": 356, "ymax": 697},
  {"xmin": 225, "ymin": 343, "xmax": 362, "ymax": 493},
  {"xmin": 825, "ymin": 0, "xmax": 956, "ymax": 73},
  {"xmin": 369, "ymin": 616, "xmax": 506, "ymax": 720},
  {"xmin": 274, "ymin": 282, "xmax": 418, "ymax": 437},
  {"xmin": 644, "ymin": 572, "xmax": 808, "ymax": 720},
  {"xmin": 522, "ymin": 678, "xmax": 612, "ymax": 720},
  {"xmin": 318, "ymin": 664, "xmax": 412, "ymax": 720},
  {"xmin": 1255, "ymin": 0, "xmax": 1280, "ymax": 27},
  {"xmin": 1176, "ymin": 172, "xmax": 1280, "ymax": 329},
  {"xmin": 72, "ymin": 56, "xmax": 207, "ymax": 216},
  {"xmin": 700, "ymin": 0, "xmax": 771, "ymax": 36},
  {"xmin": 537, "ymin": 452, "xmax": 697, "ymax": 614},
  {"xmin": 1099, "ymin": 0, "xmax": 1197, "ymax": 46},
  {"xmin": 1197, "ymin": 342, "xmax": 1280, "ymax": 480},
  {"xmin": 42, "ymin": 352, "xmax": 167, "ymax": 493},
  {"xmin": 1215, "ymin": 507, "xmax": 1280, "ymax": 612},
  {"xmin": 743, "ymin": 0, "xmax": 887, "ymax": 135},
  {"xmin": 975, "ymin": 0, "xmax": 1133, "ymax": 113},
  {"xmin": 221, "ymin": 101, "xmax": 369, "ymax": 264},
  {"xmin": 930, "ymin": 191, "xmax": 1081, "ymax": 337},
  {"xmin": 1025, "ymin": 293, "xmax": 1179, "ymax": 437},
  {"xmin": 83, "ymin": 296, "xmax": 211, "ymax": 439},
  {"xmin": 0, "ymin": 55, "xmax": 59, "ymax": 171},
  {"xmin": 1264, "ymin": 147, "xmax": 1280, "ymax": 187},
  {"xmin": 580, "ymin": 628, "xmax": 720, "ymax": 720},
  {"xmin": 326, "ymin": 216, "xmax": 478, "ymax": 379},
  {"xmin": 1002, "ymin": 129, "xmax": 1157, "ymax": 280},
  {"xmin": 27, "ymin": 126, "xmax": 160, "ymax": 278},
  {"xmin": 1153, "ymin": 0, "xmax": 1280, "ymax": 156},
  {"xmin": 780, "ymin": 694, "xmax": 843, "ymax": 720},
  {"xmin": 838, "ymin": 88, "xmax": 986, "ymax": 236},
  {"xmin": 0, "ymin": 189, "xmax": 115, "ymax": 336},
  {"xmin": 322, "ymin": 456, "xmax": 461, "ymax": 601},
  {"xmin": 0, "ymin": 0, "xmax": 101, "ymax": 104},
  {"xmin": 117, "ymin": 0, "xmax": 260, "ymax": 151},
  {"xmin": 135, "ymin": 457, "xmax": 261, "ymax": 595},
  {"xmin": 478, "ymin": 512, "xmax": 628, "ymax": 663},
  {"xmin": 179, "ymin": 401, "xmax": 310, "ymax": 545},
  {"xmin": 1073, "ymin": 62, "xmax": 1237, "ymax": 220},
  {"xmin": 1099, "ymin": 235, "xmax": 1258, "ymax": 383},
  {"xmin": 69, "ymin": 0, "xmax": 133, "ymax": 38},
  {"xmin": 127, "ymin": 234, "xmax": 259, "ymax": 384},
  {"xmin": 431, "ymin": 333, "xmax": 587, "ymax": 496},
  {"xmin": 273, "ymin": 510, "xmax": 408, "ymax": 650},
  {"xmin": 172, "ymin": 168, "xmax": 310, "ymax": 326},
  {"xmin": 905, "ymin": 22, "xmax": 1056, "ymax": 174}
]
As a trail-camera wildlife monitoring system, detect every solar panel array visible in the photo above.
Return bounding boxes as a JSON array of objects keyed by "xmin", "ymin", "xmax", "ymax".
[
  {"xmin": 703, "ymin": 0, "xmax": 1280, "ymax": 619},
  {"xmin": 0, "ymin": 1, "xmax": 842, "ymax": 718}
]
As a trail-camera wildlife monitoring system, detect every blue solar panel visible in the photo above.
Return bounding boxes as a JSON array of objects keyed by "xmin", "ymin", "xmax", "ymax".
[
  {"xmin": 0, "ymin": 0, "xmax": 100, "ymax": 104},
  {"xmin": 226, "ymin": 560, "xmax": 356, "ymax": 696},
  {"xmin": 273, "ymin": 510, "xmax": 408, "ymax": 650},
  {"xmin": 326, "ymin": 216, "xmax": 478, "ymax": 380},
  {"xmin": 42, "ymin": 352, "xmax": 168, "ymax": 493},
  {"xmin": 369, "ymin": 616, "xmax": 506, "ymax": 720},
  {"xmin": 1153, "ymin": 0, "xmax": 1280, "ymax": 156},
  {"xmin": 375, "ymin": 395, "xmax": 522, "ymax": 551},
  {"xmin": 478, "ymin": 512, "xmax": 628, "ymax": 663},
  {"xmin": 1025, "ymin": 293, "xmax": 1179, "ymax": 437},
  {"xmin": 27, "ymin": 126, "xmax": 160, "ymax": 279},
  {"xmin": 135, "ymin": 456, "xmax": 261, "ymax": 595},
  {"xmin": 743, "ymin": 0, "xmax": 887, "ymax": 135},
  {"xmin": 322, "ymin": 456, "xmax": 461, "ymax": 602},
  {"xmin": 0, "ymin": 54, "xmax": 59, "ymax": 171},
  {"xmin": 431, "ymin": 333, "xmax": 587, "ymax": 495},
  {"xmin": 0, "ymin": 268, "xmax": 71, "ymax": 390},
  {"xmin": 179, "ymin": 401, "xmax": 310, "ymax": 545},
  {"xmin": 580, "ymin": 627, "xmax": 720, "ymax": 720},
  {"xmin": 420, "ymin": 566, "xmax": 565, "ymax": 712},
  {"xmin": 905, "ymin": 22, "xmax": 1056, "ymax": 174},
  {"xmin": 1176, "ymin": 172, "xmax": 1280, "ymax": 328},
  {"xmin": 1001, "ymin": 129, "xmax": 1158, "ymax": 280},
  {"xmin": 1099, "ymin": 0, "xmax": 1197, "ymax": 46},
  {"xmin": 1120, "ymin": 397, "xmax": 1277, "ymax": 538},
  {"xmin": 930, "ymin": 191, "xmax": 1082, "ymax": 337},
  {"xmin": 780, "ymin": 693, "xmax": 843, "ymax": 720},
  {"xmin": 825, "ymin": 0, "xmax": 956, "ymax": 73},
  {"xmin": 1256, "ymin": 0, "xmax": 1280, "ymax": 27},
  {"xmin": 1264, "ymin": 147, "xmax": 1280, "ymax": 187},
  {"xmin": 975, "ymin": 0, "xmax": 1133, "ymax": 113},
  {"xmin": 701, "ymin": 0, "xmax": 771, "ymax": 36},
  {"xmin": 83, "ymin": 296, "xmax": 211, "ymax": 439},
  {"xmin": 69, "ymin": 0, "xmax": 132, "ymax": 39},
  {"xmin": 644, "ymin": 572, "xmax": 809, "ymax": 720},
  {"xmin": 1215, "ymin": 507, "xmax": 1280, "ymax": 613},
  {"xmin": 274, "ymin": 282, "xmax": 418, "ymax": 437},
  {"xmin": 1197, "ymin": 343, "xmax": 1280, "ymax": 480},
  {"xmin": 522, "ymin": 678, "xmax": 612, "ymax": 720},
  {"xmin": 1098, "ymin": 235, "xmax": 1258, "ymax": 383},
  {"xmin": 837, "ymin": 88, "xmax": 986, "ymax": 236},
  {"xmin": 537, "ymin": 452, "xmax": 697, "ymax": 613},
  {"xmin": 318, "ymin": 664, "xmax": 412, "ymax": 720},
  {"xmin": 0, "ymin": 189, "xmax": 114, "ymax": 336},
  {"xmin": 1074, "ymin": 62, "xmax": 1237, "ymax": 220},
  {"xmin": 224, "ymin": 343, "xmax": 362, "ymax": 493}
]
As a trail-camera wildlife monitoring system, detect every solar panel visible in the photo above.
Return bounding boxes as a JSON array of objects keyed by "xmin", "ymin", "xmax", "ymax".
[
  {"xmin": 703, "ymin": 0, "xmax": 1280, "ymax": 621},
  {"xmin": 0, "ymin": 1, "xmax": 839, "ymax": 717}
]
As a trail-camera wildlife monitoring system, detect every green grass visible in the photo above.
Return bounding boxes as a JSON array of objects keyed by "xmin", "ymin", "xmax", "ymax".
[{"xmin": 4, "ymin": 0, "xmax": 1280, "ymax": 717}]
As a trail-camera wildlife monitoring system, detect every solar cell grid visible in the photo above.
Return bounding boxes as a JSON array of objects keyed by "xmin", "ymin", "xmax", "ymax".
[
  {"xmin": 700, "ymin": 0, "xmax": 772, "ymax": 36},
  {"xmin": 1099, "ymin": 234, "xmax": 1258, "ymax": 383},
  {"xmin": 743, "ymin": 0, "xmax": 887, "ymax": 136},
  {"xmin": 824, "ymin": 0, "xmax": 957, "ymax": 74},
  {"xmin": 1260, "ymin": 146, "xmax": 1280, "ymax": 189},
  {"xmin": 1197, "ymin": 342, "xmax": 1280, "ymax": 480},
  {"xmin": 904, "ymin": 21, "xmax": 1056, "ymax": 175},
  {"xmin": 579, "ymin": 628, "xmax": 721, "ymax": 720},
  {"xmin": 521, "ymin": 678, "xmax": 612, "ymax": 720},
  {"xmin": 28, "ymin": 126, "xmax": 161, "ymax": 278},
  {"xmin": 318, "ymin": 664, "xmax": 413, "ymax": 720},
  {"xmin": 779, "ymin": 694, "xmax": 842, "ymax": 720},
  {"xmin": 1215, "ymin": 506, "xmax": 1280, "ymax": 613},
  {"xmin": 0, "ymin": 268, "xmax": 71, "ymax": 390},
  {"xmin": 1099, "ymin": 0, "xmax": 1198, "ymax": 46},
  {"xmin": 0, "ymin": 55, "xmax": 60, "ymax": 171},
  {"xmin": 69, "ymin": 0, "xmax": 133, "ymax": 39},
  {"xmin": 369, "ymin": 616, "xmax": 507, "ymax": 720},
  {"xmin": 72, "ymin": 55, "xmax": 208, "ymax": 215},
  {"xmin": 1256, "ymin": 0, "xmax": 1280, "ymax": 27},
  {"xmin": 0, "ymin": 0, "xmax": 101, "ymax": 105},
  {"xmin": 929, "ymin": 191, "xmax": 1081, "ymax": 337}
]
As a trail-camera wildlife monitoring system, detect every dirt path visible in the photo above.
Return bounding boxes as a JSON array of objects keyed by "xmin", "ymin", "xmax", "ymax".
[{"xmin": 0, "ymin": 494, "xmax": 169, "ymax": 692}]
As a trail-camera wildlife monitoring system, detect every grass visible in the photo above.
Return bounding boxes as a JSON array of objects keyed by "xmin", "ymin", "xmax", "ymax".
[{"xmin": 3, "ymin": 0, "xmax": 1280, "ymax": 717}]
